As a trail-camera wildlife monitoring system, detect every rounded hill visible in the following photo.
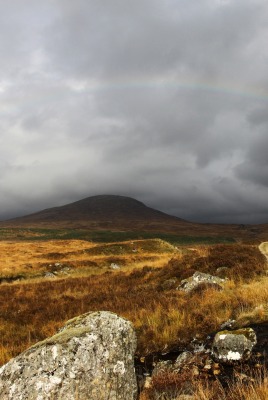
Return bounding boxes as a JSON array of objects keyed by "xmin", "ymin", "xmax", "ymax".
[{"xmin": 2, "ymin": 195, "xmax": 188, "ymax": 231}]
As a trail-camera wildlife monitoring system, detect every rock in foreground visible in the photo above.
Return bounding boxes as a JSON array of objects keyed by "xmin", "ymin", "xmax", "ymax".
[
  {"xmin": 212, "ymin": 328, "xmax": 257, "ymax": 364},
  {"xmin": 0, "ymin": 311, "xmax": 137, "ymax": 400}
]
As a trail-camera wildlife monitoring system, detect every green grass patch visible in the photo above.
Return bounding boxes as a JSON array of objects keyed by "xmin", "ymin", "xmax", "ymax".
[{"xmin": 0, "ymin": 228, "xmax": 235, "ymax": 245}]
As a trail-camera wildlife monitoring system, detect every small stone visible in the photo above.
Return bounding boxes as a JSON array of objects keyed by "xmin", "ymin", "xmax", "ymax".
[
  {"xmin": 44, "ymin": 272, "xmax": 56, "ymax": 278},
  {"xmin": 110, "ymin": 263, "xmax": 120, "ymax": 270},
  {"xmin": 174, "ymin": 351, "xmax": 194, "ymax": 368},
  {"xmin": 204, "ymin": 358, "xmax": 212, "ymax": 370},
  {"xmin": 220, "ymin": 319, "xmax": 236, "ymax": 329}
]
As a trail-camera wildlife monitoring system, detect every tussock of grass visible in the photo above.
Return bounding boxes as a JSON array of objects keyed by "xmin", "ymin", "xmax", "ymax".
[
  {"xmin": 141, "ymin": 370, "xmax": 268, "ymax": 399},
  {"xmin": 191, "ymin": 244, "xmax": 266, "ymax": 281}
]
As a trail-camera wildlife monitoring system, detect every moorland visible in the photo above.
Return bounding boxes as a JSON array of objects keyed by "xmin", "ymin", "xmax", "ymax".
[{"xmin": 0, "ymin": 195, "xmax": 268, "ymax": 399}]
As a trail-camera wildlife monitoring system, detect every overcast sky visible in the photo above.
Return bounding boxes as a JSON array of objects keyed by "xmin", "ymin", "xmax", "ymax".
[{"xmin": 1, "ymin": 0, "xmax": 268, "ymax": 223}]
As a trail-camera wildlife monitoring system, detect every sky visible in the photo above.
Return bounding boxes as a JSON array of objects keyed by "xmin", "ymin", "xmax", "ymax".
[{"xmin": 1, "ymin": 0, "xmax": 268, "ymax": 224}]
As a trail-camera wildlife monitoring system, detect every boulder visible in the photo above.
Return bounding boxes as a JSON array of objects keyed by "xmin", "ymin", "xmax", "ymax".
[
  {"xmin": 177, "ymin": 272, "xmax": 226, "ymax": 293},
  {"xmin": 212, "ymin": 328, "xmax": 257, "ymax": 364},
  {"xmin": 0, "ymin": 311, "xmax": 137, "ymax": 400}
]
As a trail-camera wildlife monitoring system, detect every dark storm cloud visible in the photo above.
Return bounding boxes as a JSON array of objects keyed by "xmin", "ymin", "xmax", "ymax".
[
  {"xmin": 235, "ymin": 130, "xmax": 268, "ymax": 188},
  {"xmin": 0, "ymin": 0, "xmax": 268, "ymax": 223}
]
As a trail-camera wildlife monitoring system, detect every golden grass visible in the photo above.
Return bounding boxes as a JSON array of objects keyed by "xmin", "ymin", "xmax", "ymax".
[
  {"xmin": 0, "ymin": 238, "xmax": 178, "ymax": 280},
  {"xmin": 0, "ymin": 240, "xmax": 95, "ymax": 276},
  {"xmin": 0, "ymin": 235, "xmax": 268, "ymax": 400},
  {"xmin": 0, "ymin": 238, "xmax": 267, "ymax": 400},
  {"xmin": 141, "ymin": 370, "xmax": 268, "ymax": 399},
  {"xmin": 193, "ymin": 377, "xmax": 268, "ymax": 400},
  {"xmin": 0, "ymin": 242, "xmax": 266, "ymax": 367}
]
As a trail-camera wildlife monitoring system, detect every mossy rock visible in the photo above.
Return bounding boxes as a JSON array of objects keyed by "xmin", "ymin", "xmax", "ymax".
[{"xmin": 212, "ymin": 328, "xmax": 257, "ymax": 364}]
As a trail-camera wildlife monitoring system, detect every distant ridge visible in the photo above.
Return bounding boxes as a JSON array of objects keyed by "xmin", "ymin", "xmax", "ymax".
[
  {"xmin": 1, "ymin": 195, "xmax": 190, "ymax": 231},
  {"xmin": 1, "ymin": 194, "xmax": 267, "ymax": 240}
]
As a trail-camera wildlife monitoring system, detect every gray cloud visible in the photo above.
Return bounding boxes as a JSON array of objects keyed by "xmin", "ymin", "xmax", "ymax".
[{"xmin": 0, "ymin": 0, "xmax": 268, "ymax": 223}]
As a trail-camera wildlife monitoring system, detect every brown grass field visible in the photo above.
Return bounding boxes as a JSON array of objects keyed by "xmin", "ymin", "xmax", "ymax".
[
  {"xmin": 0, "ymin": 238, "xmax": 177, "ymax": 281},
  {"xmin": 0, "ymin": 233, "xmax": 268, "ymax": 399}
]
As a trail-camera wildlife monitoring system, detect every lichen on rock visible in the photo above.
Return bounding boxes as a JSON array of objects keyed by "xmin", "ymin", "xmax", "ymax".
[
  {"xmin": 177, "ymin": 271, "xmax": 226, "ymax": 293},
  {"xmin": 0, "ymin": 311, "xmax": 137, "ymax": 400},
  {"xmin": 212, "ymin": 328, "xmax": 257, "ymax": 364}
]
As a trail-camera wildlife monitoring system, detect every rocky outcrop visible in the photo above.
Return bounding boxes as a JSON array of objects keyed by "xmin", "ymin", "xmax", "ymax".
[
  {"xmin": 212, "ymin": 328, "xmax": 257, "ymax": 364},
  {"xmin": 0, "ymin": 311, "xmax": 137, "ymax": 400},
  {"xmin": 177, "ymin": 271, "xmax": 226, "ymax": 293}
]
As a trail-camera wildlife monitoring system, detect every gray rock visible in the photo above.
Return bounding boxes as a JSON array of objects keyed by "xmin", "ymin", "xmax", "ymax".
[
  {"xmin": 220, "ymin": 319, "xmax": 236, "ymax": 330},
  {"xmin": 189, "ymin": 338, "xmax": 206, "ymax": 353},
  {"xmin": 59, "ymin": 267, "xmax": 71, "ymax": 275},
  {"xmin": 212, "ymin": 328, "xmax": 257, "ymax": 364},
  {"xmin": 0, "ymin": 311, "xmax": 137, "ymax": 400},
  {"xmin": 44, "ymin": 272, "xmax": 56, "ymax": 278},
  {"xmin": 110, "ymin": 263, "xmax": 120, "ymax": 270},
  {"xmin": 177, "ymin": 271, "xmax": 226, "ymax": 293},
  {"xmin": 54, "ymin": 263, "xmax": 62, "ymax": 267},
  {"xmin": 174, "ymin": 351, "xmax": 194, "ymax": 368}
]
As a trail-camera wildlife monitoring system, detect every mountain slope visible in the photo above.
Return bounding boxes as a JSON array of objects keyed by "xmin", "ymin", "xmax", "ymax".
[
  {"xmin": 1, "ymin": 195, "xmax": 191, "ymax": 231},
  {"xmin": 2, "ymin": 194, "xmax": 267, "ymax": 241}
]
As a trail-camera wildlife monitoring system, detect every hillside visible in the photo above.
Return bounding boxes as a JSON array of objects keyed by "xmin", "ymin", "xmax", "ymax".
[
  {"xmin": 1, "ymin": 194, "xmax": 268, "ymax": 241},
  {"xmin": 0, "ymin": 195, "xmax": 191, "ymax": 230}
]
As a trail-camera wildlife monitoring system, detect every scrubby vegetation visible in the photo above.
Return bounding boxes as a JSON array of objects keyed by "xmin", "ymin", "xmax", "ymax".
[
  {"xmin": 0, "ymin": 242, "xmax": 267, "ymax": 358},
  {"xmin": 141, "ymin": 372, "xmax": 268, "ymax": 400},
  {"xmin": 0, "ymin": 239, "xmax": 268, "ymax": 398},
  {"xmin": 0, "ymin": 227, "xmax": 235, "ymax": 244}
]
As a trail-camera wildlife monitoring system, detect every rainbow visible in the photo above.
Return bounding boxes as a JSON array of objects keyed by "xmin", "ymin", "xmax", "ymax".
[{"xmin": 73, "ymin": 76, "xmax": 268, "ymax": 102}]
